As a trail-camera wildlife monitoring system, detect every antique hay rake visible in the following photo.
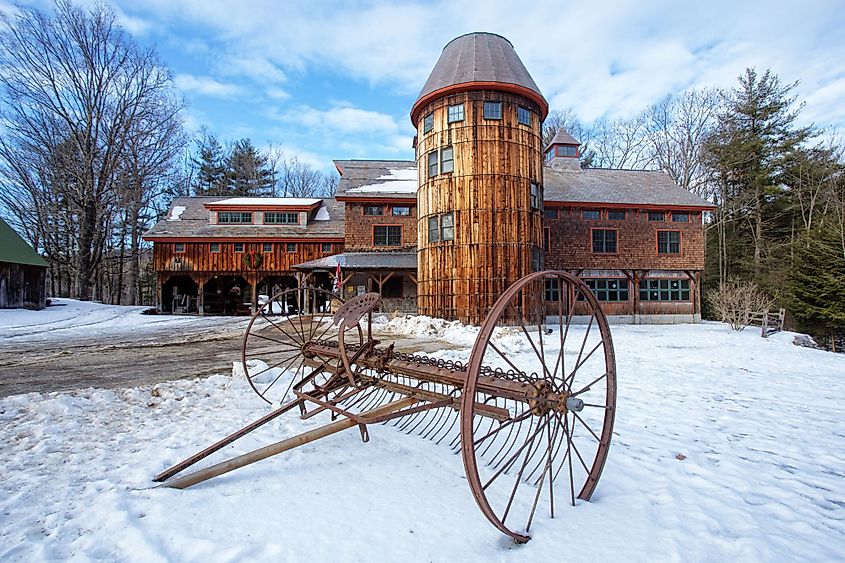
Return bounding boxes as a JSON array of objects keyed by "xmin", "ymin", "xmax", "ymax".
[{"xmin": 154, "ymin": 271, "xmax": 617, "ymax": 543}]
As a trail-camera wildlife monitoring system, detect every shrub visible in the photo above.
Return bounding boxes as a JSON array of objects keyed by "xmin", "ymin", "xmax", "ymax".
[{"xmin": 707, "ymin": 279, "xmax": 775, "ymax": 331}]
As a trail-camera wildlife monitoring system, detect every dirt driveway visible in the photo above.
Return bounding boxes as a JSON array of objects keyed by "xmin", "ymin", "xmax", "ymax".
[{"xmin": 0, "ymin": 320, "xmax": 462, "ymax": 398}]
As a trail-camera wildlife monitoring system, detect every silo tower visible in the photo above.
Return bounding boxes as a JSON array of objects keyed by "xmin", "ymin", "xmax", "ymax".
[{"xmin": 412, "ymin": 32, "xmax": 548, "ymax": 324}]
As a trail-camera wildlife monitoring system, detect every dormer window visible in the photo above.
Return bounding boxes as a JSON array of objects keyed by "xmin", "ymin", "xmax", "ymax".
[
  {"xmin": 556, "ymin": 145, "xmax": 577, "ymax": 157},
  {"xmin": 264, "ymin": 211, "xmax": 298, "ymax": 224},
  {"xmin": 423, "ymin": 113, "xmax": 434, "ymax": 133},
  {"xmin": 218, "ymin": 211, "xmax": 252, "ymax": 224}
]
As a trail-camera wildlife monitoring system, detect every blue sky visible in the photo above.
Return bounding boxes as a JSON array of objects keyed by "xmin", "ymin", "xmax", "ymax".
[{"xmin": 7, "ymin": 0, "xmax": 845, "ymax": 171}]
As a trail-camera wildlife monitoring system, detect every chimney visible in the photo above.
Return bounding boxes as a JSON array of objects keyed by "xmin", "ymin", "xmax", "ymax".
[{"xmin": 544, "ymin": 129, "xmax": 581, "ymax": 170}]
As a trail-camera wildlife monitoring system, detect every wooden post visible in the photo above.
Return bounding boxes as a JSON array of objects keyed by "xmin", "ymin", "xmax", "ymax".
[
  {"xmin": 160, "ymin": 397, "xmax": 417, "ymax": 490},
  {"xmin": 632, "ymin": 270, "xmax": 640, "ymax": 324},
  {"xmin": 197, "ymin": 280, "xmax": 205, "ymax": 315}
]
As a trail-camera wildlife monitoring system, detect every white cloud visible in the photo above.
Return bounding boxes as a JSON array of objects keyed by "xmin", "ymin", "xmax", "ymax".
[
  {"xmin": 281, "ymin": 104, "xmax": 400, "ymax": 135},
  {"xmin": 173, "ymin": 74, "xmax": 243, "ymax": 98}
]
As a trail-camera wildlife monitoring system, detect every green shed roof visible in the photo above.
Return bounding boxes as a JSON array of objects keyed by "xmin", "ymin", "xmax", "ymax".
[{"xmin": 0, "ymin": 218, "xmax": 47, "ymax": 267}]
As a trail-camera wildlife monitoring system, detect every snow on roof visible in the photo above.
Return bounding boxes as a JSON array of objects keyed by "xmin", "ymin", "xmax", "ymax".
[
  {"xmin": 167, "ymin": 205, "xmax": 186, "ymax": 221},
  {"xmin": 313, "ymin": 206, "xmax": 330, "ymax": 221},
  {"xmin": 209, "ymin": 197, "xmax": 322, "ymax": 207},
  {"xmin": 347, "ymin": 168, "xmax": 418, "ymax": 194}
]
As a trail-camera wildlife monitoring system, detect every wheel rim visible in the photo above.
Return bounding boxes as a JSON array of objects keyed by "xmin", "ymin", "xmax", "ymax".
[
  {"xmin": 461, "ymin": 271, "xmax": 617, "ymax": 542},
  {"xmin": 241, "ymin": 287, "xmax": 355, "ymax": 405}
]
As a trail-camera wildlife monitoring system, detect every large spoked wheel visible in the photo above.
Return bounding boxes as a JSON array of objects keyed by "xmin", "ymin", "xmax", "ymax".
[
  {"xmin": 460, "ymin": 271, "xmax": 617, "ymax": 543},
  {"xmin": 241, "ymin": 287, "xmax": 361, "ymax": 405}
]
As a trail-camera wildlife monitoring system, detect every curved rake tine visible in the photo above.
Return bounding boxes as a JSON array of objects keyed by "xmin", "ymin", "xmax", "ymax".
[
  {"xmin": 434, "ymin": 409, "xmax": 460, "ymax": 445},
  {"xmin": 420, "ymin": 388, "xmax": 460, "ymax": 439},
  {"xmin": 487, "ymin": 416, "xmax": 536, "ymax": 472}
]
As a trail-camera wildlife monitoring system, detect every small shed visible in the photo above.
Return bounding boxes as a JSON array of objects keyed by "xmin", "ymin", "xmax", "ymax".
[{"xmin": 0, "ymin": 218, "xmax": 47, "ymax": 309}]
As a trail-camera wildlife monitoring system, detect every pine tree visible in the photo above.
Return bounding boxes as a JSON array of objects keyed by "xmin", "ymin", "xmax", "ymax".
[
  {"xmin": 225, "ymin": 138, "xmax": 275, "ymax": 196},
  {"xmin": 191, "ymin": 132, "xmax": 227, "ymax": 195},
  {"xmin": 789, "ymin": 226, "xmax": 845, "ymax": 345}
]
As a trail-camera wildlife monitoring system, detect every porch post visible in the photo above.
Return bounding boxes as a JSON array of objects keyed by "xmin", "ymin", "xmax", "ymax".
[{"xmin": 198, "ymin": 279, "xmax": 205, "ymax": 315}]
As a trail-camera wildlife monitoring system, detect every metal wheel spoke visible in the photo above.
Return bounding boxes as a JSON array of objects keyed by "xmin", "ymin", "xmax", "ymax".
[{"xmin": 570, "ymin": 372, "xmax": 607, "ymax": 397}]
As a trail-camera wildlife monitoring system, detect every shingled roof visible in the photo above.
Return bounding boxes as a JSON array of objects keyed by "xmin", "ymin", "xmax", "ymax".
[
  {"xmin": 294, "ymin": 251, "xmax": 417, "ymax": 271},
  {"xmin": 411, "ymin": 32, "xmax": 548, "ymax": 123},
  {"xmin": 544, "ymin": 168, "xmax": 715, "ymax": 209},
  {"xmin": 334, "ymin": 160, "xmax": 417, "ymax": 200},
  {"xmin": 143, "ymin": 196, "xmax": 345, "ymax": 240}
]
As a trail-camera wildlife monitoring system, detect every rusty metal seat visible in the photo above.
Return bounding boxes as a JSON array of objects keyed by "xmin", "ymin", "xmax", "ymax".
[{"xmin": 333, "ymin": 293, "xmax": 380, "ymax": 327}]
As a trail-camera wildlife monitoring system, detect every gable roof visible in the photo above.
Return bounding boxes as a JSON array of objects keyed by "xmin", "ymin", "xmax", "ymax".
[
  {"xmin": 544, "ymin": 168, "xmax": 715, "ymax": 209},
  {"xmin": 143, "ymin": 196, "xmax": 345, "ymax": 240},
  {"xmin": 334, "ymin": 160, "xmax": 417, "ymax": 200},
  {"xmin": 411, "ymin": 32, "xmax": 548, "ymax": 123},
  {"xmin": 0, "ymin": 218, "xmax": 47, "ymax": 267}
]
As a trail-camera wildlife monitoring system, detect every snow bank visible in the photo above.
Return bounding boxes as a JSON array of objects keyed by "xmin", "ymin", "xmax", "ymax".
[{"xmin": 1, "ymin": 322, "xmax": 844, "ymax": 561}]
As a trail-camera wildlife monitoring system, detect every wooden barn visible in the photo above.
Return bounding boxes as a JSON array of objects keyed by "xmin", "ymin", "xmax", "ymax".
[
  {"xmin": 144, "ymin": 32, "xmax": 714, "ymax": 323},
  {"xmin": 0, "ymin": 218, "xmax": 47, "ymax": 310}
]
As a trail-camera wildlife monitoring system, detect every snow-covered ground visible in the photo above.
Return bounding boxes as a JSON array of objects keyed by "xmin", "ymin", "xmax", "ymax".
[
  {"xmin": 0, "ymin": 299, "xmax": 247, "ymax": 343},
  {"xmin": 1, "ymin": 320, "xmax": 843, "ymax": 561}
]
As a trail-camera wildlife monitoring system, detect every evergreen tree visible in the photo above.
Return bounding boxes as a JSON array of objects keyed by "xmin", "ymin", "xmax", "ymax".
[
  {"xmin": 789, "ymin": 226, "xmax": 845, "ymax": 345},
  {"xmin": 225, "ymin": 138, "xmax": 274, "ymax": 196},
  {"xmin": 705, "ymin": 68, "xmax": 813, "ymax": 285},
  {"xmin": 191, "ymin": 131, "xmax": 227, "ymax": 195}
]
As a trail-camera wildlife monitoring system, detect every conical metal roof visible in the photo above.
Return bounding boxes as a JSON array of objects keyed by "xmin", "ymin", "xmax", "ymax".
[{"xmin": 411, "ymin": 32, "xmax": 548, "ymax": 123}]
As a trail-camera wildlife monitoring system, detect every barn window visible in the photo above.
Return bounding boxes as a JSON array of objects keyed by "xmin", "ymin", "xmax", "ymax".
[
  {"xmin": 583, "ymin": 279, "xmax": 629, "ymax": 302},
  {"xmin": 322, "ymin": 243, "xmax": 332, "ymax": 252},
  {"xmin": 427, "ymin": 151, "xmax": 438, "ymax": 177},
  {"xmin": 592, "ymin": 229, "xmax": 617, "ymax": 253},
  {"xmin": 441, "ymin": 146, "xmax": 454, "ymax": 173},
  {"xmin": 423, "ymin": 113, "xmax": 433, "ymax": 133},
  {"xmin": 374, "ymin": 225, "xmax": 402, "ymax": 246},
  {"xmin": 428, "ymin": 216, "xmax": 439, "ymax": 243},
  {"xmin": 392, "ymin": 206, "xmax": 411, "ymax": 216},
  {"xmin": 263, "ymin": 243, "xmax": 273, "ymax": 252},
  {"xmin": 582, "ymin": 209, "xmax": 601, "ymax": 220},
  {"xmin": 448, "ymin": 104, "xmax": 464, "ymax": 123},
  {"xmin": 544, "ymin": 209, "xmax": 557, "ymax": 220},
  {"xmin": 545, "ymin": 278, "xmax": 560, "ymax": 301},
  {"xmin": 517, "ymin": 106, "xmax": 531, "ymax": 126},
  {"xmin": 234, "ymin": 243, "xmax": 244, "ymax": 252},
  {"xmin": 608, "ymin": 210, "xmax": 626, "ymax": 220},
  {"xmin": 218, "ymin": 212, "xmax": 253, "ymax": 224},
  {"xmin": 530, "ymin": 183, "xmax": 540, "ymax": 209},
  {"xmin": 364, "ymin": 206, "xmax": 384, "ymax": 216},
  {"xmin": 648, "ymin": 211, "xmax": 665, "ymax": 222},
  {"xmin": 174, "ymin": 243, "xmax": 185, "ymax": 253},
  {"xmin": 556, "ymin": 145, "xmax": 577, "ymax": 157},
  {"xmin": 657, "ymin": 231, "xmax": 681, "ymax": 254},
  {"xmin": 483, "ymin": 101, "xmax": 502, "ymax": 120},
  {"xmin": 264, "ymin": 212, "xmax": 298, "ymax": 224},
  {"xmin": 440, "ymin": 212, "xmax": 454, "ymax": 241},
  {"xmin": 639, "ymin": 279, "xmax": 690, "ymax": 301},
  {"xmin": 672, "ymin": 212, "xmax": 690, "ymax": 223},
  {"xmin": 209, "ymin": 243, "xmax": 220, "ymax": 253},
  {"xmin": 286, "ymin": 243, "xmax": 296, "ymax": 253}
]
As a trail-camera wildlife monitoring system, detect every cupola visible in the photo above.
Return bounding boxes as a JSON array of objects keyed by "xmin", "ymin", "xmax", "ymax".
[{"xmin": 544, "ymin": 130, "xmax": 581, "ymax": 170}]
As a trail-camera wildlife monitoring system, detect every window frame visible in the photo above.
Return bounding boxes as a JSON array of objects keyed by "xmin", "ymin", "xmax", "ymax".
[
  {"xmin": 582, "ymin": 209, "xmax": 601, "ymax": 221},
  {"xmin": 440, "ymin": 212, "xmax": 454, "ymax": 241},
  {"xmin": 544, "ymin": 208, "xmax": 558, "ymax": 220},
  {"xmin": 321, "ymin": 243, "xmax": 332, "ymax": 252},
  {"xmin": 427, "ymin": 151, "xmax": 438, "ymax": 177},
  {"xmin": 672, "ymin": 212, "xmax": 690, "ymax": 223},
  {"xmin": 648, "ymin": 211, "xmax": 666, "ymax": 222},
  {"xmin": 373, "ymin": 224, "xmax": 403, "ymax": 247},
  {"xmin": 263, "ymin": 211, "xmax": 298, "ymax": 224},
  {"xmin": 556, "ymin": 145, "xmax": 577, "ymax": 157},
  {"xmin": 286, "ymin": 243, "xmax": 297, "ymax": 253},
  {"xmin": 583, "ymin": 278, "xmax": 630, "ymax": 302},
  {"xmin": 174, "ymin": 242, "xmax": 185, "ymax": 253},
  {"xmin": 262, "ymin": 243, "xmax": 273, "ymax": 253},
  {"xmin": 591, "ymin": 228, "xmax": 618, "ymax": 254},
  {"xmin": 209, "ymin": 243, "xmax": 220, "ymax": 253},
  {"xmin": 423, "ymin": 112, "xmax": 433, "ymax": 133},
  {"xmin": 517, "ymin": 106, "xmax": 531, "ymax": 126},
  {"xmin": 545, "ymin": 278, "xmax": 560, "ymax": 302},
  {"xmin": 607, "ymin": 210, "xmax": 626, "ymax": 221},
  {"xmin": 233, "ymin": 242, "xmax": 244, "ymax": 253},
  {"xmin": 656, "ymin": 230, "xmax": 682, "ymax": 254},
  {"xmin": 428, "ymin": 216, "xmax": 439, "ymax": 243},
  {"xmin": 217, "ymin": 211, "xmax": 253, "ymax": 224},
  {"xmin": 363, "ymin": 205, "xmax": 384, "ymax": 216},
  {"xmin": 440, "ymin": 146, "xmax": 454, "ymax": 174},
  {"xmin": 530, "ymin": 183, "xmax": 540, "ymax": 209},
  {"xmin": 391, "ymin": 206, "xmax": 411, "ymax": 217},
  {"xmin": 639, "ymin": 278, "xmax": 691, "ymax": 302},
  {"xmin": 483, "ymin": 101, "xmax": 502, "ymax": 120},
  {"xmin": 447, "ymin": 104, "xmax": 464, "ymax": 123}
]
